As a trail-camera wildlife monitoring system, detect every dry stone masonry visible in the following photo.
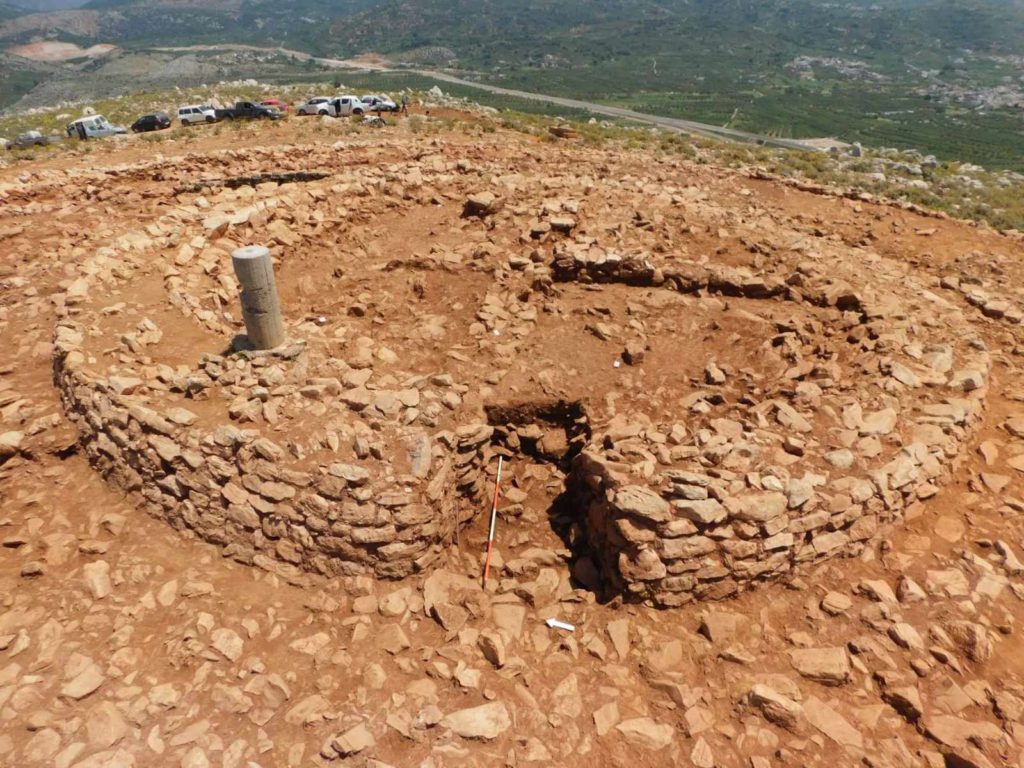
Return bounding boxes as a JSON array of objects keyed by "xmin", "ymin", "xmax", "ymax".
[
  {"xmin": 11, "ymin": 118, "xmax": 1024, "ymax": 768},
  {"xmin": 54, "ymin": 324, "xmax": 495, "ymax": 582},
  {"xmin": 553, "ymin": 251, "xmax": 989, "ymax": 605},
  {"xmin": 48, "ymin": 135, "xmax": 990, "ymax": 605}
]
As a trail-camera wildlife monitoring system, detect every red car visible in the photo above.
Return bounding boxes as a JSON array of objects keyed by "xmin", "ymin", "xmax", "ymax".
[{"xmin": 260, "ymin": 99, "xmax": 289, "ymax": 113}]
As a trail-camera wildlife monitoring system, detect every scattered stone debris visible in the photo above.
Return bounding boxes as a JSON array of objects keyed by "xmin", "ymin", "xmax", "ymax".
[
  {"xmin": 175, "ymin": 171, "xmax": 332, "ymax": 194},
  {"xmin": 0, "ymin": 113, "xmax": 1022, "ymax": 768}
]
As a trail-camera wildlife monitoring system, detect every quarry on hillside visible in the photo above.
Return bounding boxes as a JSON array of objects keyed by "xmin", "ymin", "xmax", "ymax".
[{"xmin": 3, "ymin": 113, "xmax": 1024, "ymax": 768}]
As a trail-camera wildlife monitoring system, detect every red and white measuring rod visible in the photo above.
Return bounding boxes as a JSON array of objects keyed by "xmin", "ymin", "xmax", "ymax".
[{"xmin": 482, "ymin": 455, "xmax": 504, "ymax": 587}]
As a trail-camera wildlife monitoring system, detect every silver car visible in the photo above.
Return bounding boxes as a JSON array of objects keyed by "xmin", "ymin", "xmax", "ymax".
[
  {"xmin": 296, "ymin": 97, "xmax": 334, "ymax": 116},
  {"xmin": 7, "ymin": 130, "xmax": 62, "ymax": 150},
  {"xmin": 361, "ymin": 94, "xmax": 398, "ymax": 112}
]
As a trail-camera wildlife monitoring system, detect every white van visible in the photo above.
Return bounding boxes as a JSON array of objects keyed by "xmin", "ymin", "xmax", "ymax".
[
  {"xmin": 66, "ymin": 114, "xmax": 127, "ymax": 140},
  {"xmin": 327, "ymin": 95, "xmax": 366, "ymax": 117},
  {"xmin": 177, "ymin": 105, "xmax": 218, "ymax": 126}
]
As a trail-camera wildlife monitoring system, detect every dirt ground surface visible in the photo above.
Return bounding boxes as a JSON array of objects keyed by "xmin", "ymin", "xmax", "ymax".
[
  {"xmin": 6, "ymin": 42, "xmax": 118, "ymax": 62},
  {"xmin": 2, "ymin": 112, "xmax": 1024, "ymax": 768}
]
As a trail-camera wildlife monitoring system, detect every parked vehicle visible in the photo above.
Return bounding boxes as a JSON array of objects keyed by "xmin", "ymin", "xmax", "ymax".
[
  {"xmin": 295, "ymin": 97, "xmax": 333, "ymax": 116},
  {"xmin": 131, "ymin": 112, "xmax": 171, "ymax": 133},
  {"xmin": 177, "ymin": 105, "xmax": 218, "ymax": 126},
  {"xmin": 261, "ymin": 98, "xmax": 289, "ymax": 113},
  {"xmin": 66, "ymin": 115, "xmax": 127, "ymax": 140},
  {"xmin": 328, "ymin": 95, "xmax": 366, "ymax": 117},
  {"xmin": 361, "ymin": 94, "xmax": 398, "ymax": 112},
  {"xmin": 6, "ymin": 130, "xmax": 61, "ymax": 150},
  {"xmin": 215, "ymin": 101, "xmax": 281, "ymax": 121}
]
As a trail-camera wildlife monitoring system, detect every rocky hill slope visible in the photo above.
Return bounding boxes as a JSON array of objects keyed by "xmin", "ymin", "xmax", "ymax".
[
  {"xmin": 1, "ymin": 105, "xmax": 1024, "ymax": 768},
  {"xmin": 4, "ymin": 0, "xmax": 1024, "ymax": 167}
]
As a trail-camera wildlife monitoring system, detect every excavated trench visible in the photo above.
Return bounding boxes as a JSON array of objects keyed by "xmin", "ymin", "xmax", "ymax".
[
  {"xmin": 482, "ymin": 399, "xmax": 610, "ymax": 596},
  {"xmin": 484, "ymin": 399, "xmax": 590, "ymax": 470}
]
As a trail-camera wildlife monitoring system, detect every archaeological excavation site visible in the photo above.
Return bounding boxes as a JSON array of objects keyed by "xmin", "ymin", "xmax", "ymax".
[{"xmin": 3, "ymin": 114, "xmax": 1024, "ymax": 768}]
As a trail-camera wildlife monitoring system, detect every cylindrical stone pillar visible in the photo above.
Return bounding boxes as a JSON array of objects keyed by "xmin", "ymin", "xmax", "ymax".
[{"xmin": 231, "ymin": 245, "xmax": 285, "ymax": 350}]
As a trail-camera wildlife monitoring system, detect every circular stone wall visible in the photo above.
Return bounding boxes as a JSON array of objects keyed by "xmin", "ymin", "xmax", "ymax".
[{"xmin": 51, "ymin": 138, "xmax": 989, "ymax": 603}]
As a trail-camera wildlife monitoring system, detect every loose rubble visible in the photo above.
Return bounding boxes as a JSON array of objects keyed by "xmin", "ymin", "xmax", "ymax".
[{"xmin": 1, "ymin": 112, "xmax": 1023, "ymax": 768}]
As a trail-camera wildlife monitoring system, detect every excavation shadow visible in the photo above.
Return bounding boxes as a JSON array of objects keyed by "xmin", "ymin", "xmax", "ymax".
[{"xmin": 484, "ymin": 398, "xmax": 612, "ymax": 602}]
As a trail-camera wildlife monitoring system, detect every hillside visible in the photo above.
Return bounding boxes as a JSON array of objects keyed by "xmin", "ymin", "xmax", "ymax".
[
  {"xmin": 13, "ymin": 0, "xmax": 88, "ymax": 9},
  {"xmin": 336, "ymin": 0, "xmax": 1024, "ymax": 64},
  {"xmin": 27, "ymin": 0, "xmax": 1017, "ymax": 63},
  {"xmin": 0, "ymin": 0, "xmax": 379, "ymax": 53},
  {"xmin": 5, "ymin": 0, "xmax": 1021, "ymax": 64},
  {"xmin": 4, "ymin": 96, "xmax": 1024, "ymax": 768},
  {"xmin": 2, "ymin": 0, "xmax": 1024, "ymax": 167},
  {"xmin": 2, "ymin": 0, "xmax": 1015, "ymax": 64},
  {"xmin": 342, "ymin": 0, "xmax": 1024, "ymax": 169}
]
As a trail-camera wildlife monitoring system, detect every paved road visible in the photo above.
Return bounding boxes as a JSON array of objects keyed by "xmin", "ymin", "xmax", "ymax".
[
  {"xmin": 407, "ymin": 69, "xmax": 817, "ymax": 150},
  {"xmin": 154, "ymin": 44, "xmax": 820, "ymax": 151}
]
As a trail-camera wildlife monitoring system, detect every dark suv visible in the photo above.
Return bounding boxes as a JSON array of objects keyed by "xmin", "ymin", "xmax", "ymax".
[
  {"xmin": 215, "ymin": 101, "xmax": 281, "ymax": 121},
  {"xmin": 131, "ymin": 112, "xmax": 172, "ymax": 133}
]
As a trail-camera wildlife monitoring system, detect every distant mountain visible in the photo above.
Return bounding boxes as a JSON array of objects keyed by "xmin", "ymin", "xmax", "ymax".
[
  {"xmin": 0, "ymin": 0, "xmax": 1014, "ymax": 67},
  {"xmin": 0, "ymin": 0, "xmax": 386, "ymax": 51},
  {"xmin": 13, "ymin": 0, "xmax": 89, "ymax": 9},
  {"xmin": 326, "ymin": 0, "xmax": 1024, "ymax": 65}
]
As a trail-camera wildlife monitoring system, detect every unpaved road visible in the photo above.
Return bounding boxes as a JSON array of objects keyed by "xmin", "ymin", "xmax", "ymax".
[{"xmin": 150, "ymin": 43, "xmax": 823, "ymax": 151}]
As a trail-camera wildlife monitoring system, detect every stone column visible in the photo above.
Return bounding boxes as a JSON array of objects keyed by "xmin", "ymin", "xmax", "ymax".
[{"xmin": 231, "ymin": 245, "xmax": 285, "ymax": 350}]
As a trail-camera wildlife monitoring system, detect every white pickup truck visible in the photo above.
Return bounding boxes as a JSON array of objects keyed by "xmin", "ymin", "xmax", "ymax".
[
  {"xmin": 66, "ymin": 114, "xmax": 127, "ymax": 140},
  {"xmin": 326, "ymin": 95, "xmax": 366, "ymax": 117}
]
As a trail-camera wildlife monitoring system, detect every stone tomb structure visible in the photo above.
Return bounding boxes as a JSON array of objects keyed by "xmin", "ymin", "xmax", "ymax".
[{"xmin": 51, "ymin": 141, "xmax": 988, "ymax": 605}]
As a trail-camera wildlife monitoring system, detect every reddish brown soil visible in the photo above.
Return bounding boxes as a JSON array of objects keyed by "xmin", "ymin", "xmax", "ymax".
[{"xmin": 2, "ymin": 113, "xmax": 1024, "ymax": 768}]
